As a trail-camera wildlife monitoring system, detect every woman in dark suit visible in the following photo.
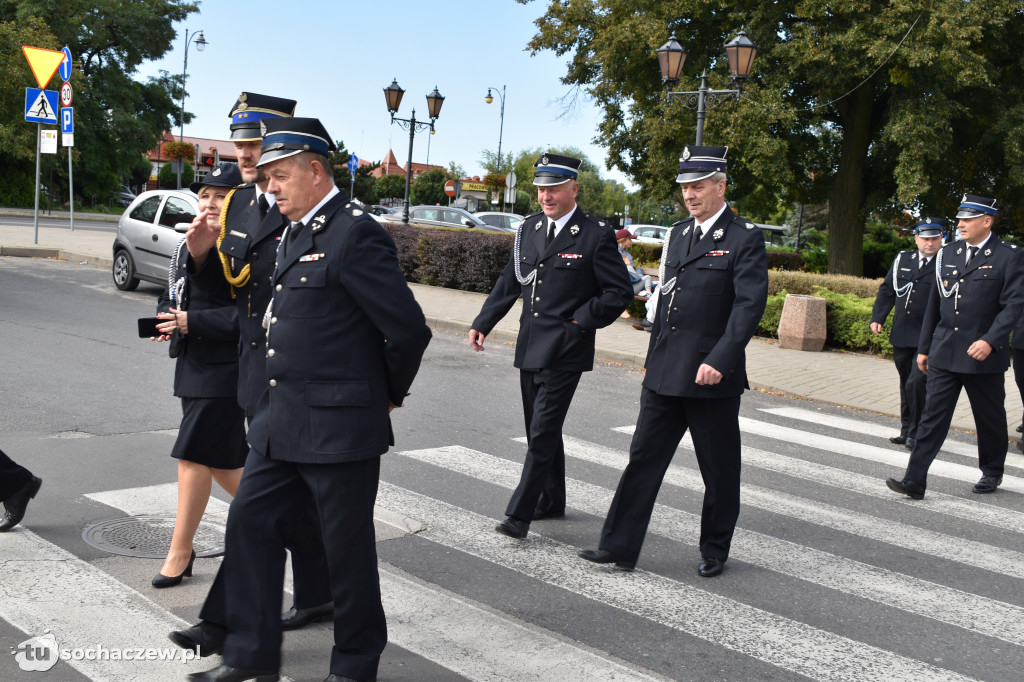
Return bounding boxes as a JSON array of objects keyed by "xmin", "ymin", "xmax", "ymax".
[{"xmin": 150, "ymin": 163, "xmax": 248, "ymax": 587}]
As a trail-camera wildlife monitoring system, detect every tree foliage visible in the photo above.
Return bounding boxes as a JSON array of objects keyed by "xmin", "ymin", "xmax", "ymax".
[
  {"xmin": 0, "ymin": 0, "xmax": 197, "ymax": 204},
  {"xmin": 519, "ymin": 0, "xmax": 1024, "ymax": 274},
  {"xmin": 376, "ymin": 174, "xmax": 407, "ymax": 204},
  {"xmin": 329, "ymin": 140, "xmax": 379, "ymax": 203},
  {"xmin": 411, "ymin": 168, "xmax": 448, "ymax": 206}
]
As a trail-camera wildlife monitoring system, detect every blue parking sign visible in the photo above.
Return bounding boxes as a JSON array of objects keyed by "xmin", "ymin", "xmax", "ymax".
[{"xmin": 61, "ymin": 107, "xmax": 73, "ymax": 134}]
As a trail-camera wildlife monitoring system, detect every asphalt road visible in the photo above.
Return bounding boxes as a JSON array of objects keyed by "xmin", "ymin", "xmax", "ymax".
[
  {"xmin": 0, "ymin": 213, "xmax": 118, "ymax": 233},
  {"xmin": 1, "ymin": 256, "xmax": 1023, "ymax": 681}
]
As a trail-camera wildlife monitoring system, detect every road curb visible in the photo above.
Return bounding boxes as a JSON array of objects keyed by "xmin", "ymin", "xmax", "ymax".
[{"xmin": 0, "ymin": 246, "xmax": 112, "ymax": 270}]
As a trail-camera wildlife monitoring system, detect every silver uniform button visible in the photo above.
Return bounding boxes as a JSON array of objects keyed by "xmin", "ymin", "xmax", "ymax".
[
  {"xmin": 276, "ymin": 284, "xmax": 283, "ymax": 291},
  {"xmin": 267, "ymin": 349, "xmax": 275, "ymax": 357},
  {"xmin": 537, "ymin": 279, "xmax": 542, "ymax": 284},
  {"xmin": 269, "ymin": 379, "xmax": 277, "ymax": 387},
  {"xmin": 300, "ymin": 276, "xmax": 308, "ymax": 283},
  {"xmin": 539, "ymin": 263, "xmax": 545, "ymax": 268},
  {"xmin": 533, "ymin": 312, "xmax": 539, "ymax": 317},
  {"xmin": 271, "ymin": 317, "xmax": 278, "ymax": 325},
  {"xmin": 535, "ymin": 296, "xmax": 540, "ymax": 302}
]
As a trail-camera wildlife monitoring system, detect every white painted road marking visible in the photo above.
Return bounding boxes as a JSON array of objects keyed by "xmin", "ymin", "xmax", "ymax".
[
  {"xmin": 401, "ymin": 445, "xmax": 1024, "ymax": 648},
  {"xmin": 376, "ymin": 481, "xmax": 980, "ymax": 682}
]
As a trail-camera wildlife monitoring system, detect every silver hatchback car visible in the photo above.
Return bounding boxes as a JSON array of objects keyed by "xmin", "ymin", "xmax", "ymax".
[{"xmin": 111, "ymin": 189, "xmax": 199, "ymax": 291}]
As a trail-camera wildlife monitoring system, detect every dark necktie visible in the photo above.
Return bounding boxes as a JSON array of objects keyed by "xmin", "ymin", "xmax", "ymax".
[
  {"xmin": 546, "ymin": 220, "xmax": 555, "ymax": 247},
  {"xmin": 285, "ymin": 221, "xmax": 303, "ymax": 256},
  {"xmin": 967, "ymin": 245, "xmax": 979, "ymax": 264},
  {"xmin": 258, "ymin": 194, "xmax": 269, "ymax": 220},
  {"xmin": 688, "ymin": 223, "xmax": 702, "ymax": 254},
  {"xmin": 920, "ymin": 256, "xmax": 930, "ymax": 270}
]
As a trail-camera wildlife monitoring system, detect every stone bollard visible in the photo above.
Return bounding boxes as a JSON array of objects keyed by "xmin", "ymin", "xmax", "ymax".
[{"xmin": 777, "ymin": 294, "xmax": 827, "ymax": 351}]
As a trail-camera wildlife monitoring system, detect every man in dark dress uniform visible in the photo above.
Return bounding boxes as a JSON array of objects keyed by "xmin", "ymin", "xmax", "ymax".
[
  {"xmin": 870, "ymin": 218, "xmax": 944, "ymax": 450},
  {"xmin": 0, "ymin": 450, "xmax": 41, "ymax": 532},
  {"xmin": 887, "ymin": 194, "xmax": 1024, "ymax": 499},
  {"xmin": 188, "ymin": 117, "xmax": 431, "ymax": 682},
  {"xmin": 169, "ymin": 94, "xmax": 333, "ymax": 660},
  {"xmin": 469, "ymin": 153, "xmax": 633, "ymax": 540},
  {"xmin": 578, "ymin": 145, "xmax": 768, "ymax": 577}
]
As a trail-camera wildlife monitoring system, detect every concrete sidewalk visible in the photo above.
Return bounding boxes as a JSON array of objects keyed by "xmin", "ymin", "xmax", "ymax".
[{"xmin": 2, "ymin": 219, "xmax": 1021, "ymax": 440}]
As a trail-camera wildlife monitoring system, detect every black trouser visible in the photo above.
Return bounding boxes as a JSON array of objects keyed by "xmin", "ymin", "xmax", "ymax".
[
  {"xmin": 599, "ymin": 388, "xmax": 742, "ymax": 562},
  {"xmin": 904, "ymin": 365, "xmax": 1007, "ymax": 485},
  {"xmin": 198, "ymin": 449, "xmax": 332, "ymax": 633},
  {"xmin": 0, "ymin": 448, "xmax": 33, "ymax": 501},
  {"xmin": 892, "ymin": 345, "xmax": 926, "ymax": 440},
  {"xmin": 219, "ymin": 448, "xmax": 385, "ymax": 679},
  {"xmin": 505, "ymin": 368, "xmax": 582, "ymax": 521}
]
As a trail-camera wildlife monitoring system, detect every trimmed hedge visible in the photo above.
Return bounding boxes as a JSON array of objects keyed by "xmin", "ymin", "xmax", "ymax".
[{"xmin": 380, "ymin": 222, "xmax": 513, "ymax": 292}]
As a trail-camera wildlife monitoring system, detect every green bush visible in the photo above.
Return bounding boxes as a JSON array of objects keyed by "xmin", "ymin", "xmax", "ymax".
[
  {"xmin": 380, "ymin": 223, "xmax": 513, "ymax": 292},
  {"xmin": 158, "ymin": 161, "xmax": 194, "ymax": 189}
]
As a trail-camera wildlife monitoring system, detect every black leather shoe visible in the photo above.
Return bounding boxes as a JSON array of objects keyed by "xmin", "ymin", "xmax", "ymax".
[
  {"xmin": 577, "ymin": 548, "xmax": 635, "ymax": 570},
  {"xmin": 495, "ymin": 516, "xmax": 529, "ymax": 539},
  {"xmin": 186, "ymin": 665, "xmax": 278, "ymax": 682},
  {"xmin": 0, "ymin": 476, "xmax": 42, "ymax": 532},
  {"xmin": 889, "ymin": 435, "xmax": 907, "ymax": 445},
  {"xmin": 885, "ymin": 477, "xmax": 925, "ymax": 500},
  {"xmin": 532, "ymin": 507, "xmax": 565, "ymax": 520},
  {"xmin": 281, "ymin": 601, "xmax": 332, "ymax": 630},
  {"xmin": 1016, "ymin": 424, "xmax": 1023, "ymax": 433},
  {"xmin": 631, "ymin": 320, "xmax": 653, "ymax": 331},
  {"xmin": 697, "ymin": 557, "xmax": 725, "ymax": 577},
  {"xmin": 972, "ymin": 475, "xmax": 1003, "ymax": 494},
  {"xmin": 168, "ymin": 622, "xmax": 225, "ymax": 657},
  {"xmin": 324, "ymin": 676, "xmax": 374, "ymax": 682},
  {"xmin": 152, "ymin": 549, "xmax": 195, "ymax": 588},
  {"xmin": 904, "ymin": 438, "xmax": 915, "ymax": 450}
]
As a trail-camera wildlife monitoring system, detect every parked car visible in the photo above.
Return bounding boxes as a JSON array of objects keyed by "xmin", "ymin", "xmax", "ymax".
[
  {"xmin": 406, "ymin": 206, "xmax": 508, "ymax": 232},
  {"xmin": 112, "ymin": 186, "xmax": 137, "ymax": 208},
  {"xmin": 628, "ymin": 224, "xmax": 670, "ymax": 244},
  {"xmin": 475, "ymin": 211, "xmax": 524, "ymax": 232},
  {"xmin": 111, "ymin": 189, "xmax": 199, "ymax": 291},
  {"xmin": 370, "ymin": 204, "xmax": 401, "ymax": 216}
]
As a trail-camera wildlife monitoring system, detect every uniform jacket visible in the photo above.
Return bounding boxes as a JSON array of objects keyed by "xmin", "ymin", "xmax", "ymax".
[
  {"xmin": 643, "ymin": 207, "xmax": 768, "ymax": 398},
  {"xmin": 245, "ymin": 191, "xmax": 432, "ymax": 464},
  {"xmin": 158, "ymin": 242, "xmax": 240, "ymax": 398},
  {"xmin": 870, "ymin": 249, "xmax": 937, "ymax": 348},
  {"xmin": 214, "ymin": 184, "xmax": 289, "ymax": 417},
  {"xmin": 918, "ymin": 236, "xmax": 1024, "ymax": 373},
  {"xmin": 471, "ymin": 208, "xmax": 633, "ymax": 372}
]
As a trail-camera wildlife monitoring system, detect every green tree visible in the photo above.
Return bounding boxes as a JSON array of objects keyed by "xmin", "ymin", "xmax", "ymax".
[
  {"xmin": 519, "ymin": 0, "xmax": 1024, "ymax": 274},
  {"xmin": 328, "ymin": 140, "xmax": 379, "ymax": 203},
  {"xmin": 158, "ymin": 160, "xmax": 193, "ymax": 189},
  {"xmin": 0, "ymin": 16, "xmax": 60, "ymax": 205},
  {"xmin": 1, "ymin": 0, "xmax": 198, "ymax": 203},
  {"xmin": 411, "ymin": 168, "xmax": 447, "ymax": 205},
  {"xmin": 376, "ymin": 174, "xmax": 406, "ymax": 205}
]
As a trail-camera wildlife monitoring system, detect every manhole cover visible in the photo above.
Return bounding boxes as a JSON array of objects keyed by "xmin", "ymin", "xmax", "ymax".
[{"xmin": 81, "ymin": 516, "xmax": 226, "ymax": 558}]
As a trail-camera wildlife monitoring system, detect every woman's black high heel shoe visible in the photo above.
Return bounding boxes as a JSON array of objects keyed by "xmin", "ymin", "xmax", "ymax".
[{"xmin": 152, "ymin": 550, "xmax": 196, "ymax": 588}]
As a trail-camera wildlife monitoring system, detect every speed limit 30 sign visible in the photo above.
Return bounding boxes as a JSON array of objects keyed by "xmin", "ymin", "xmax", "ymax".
[{"xmin": 60, "ymin": 81, "xmax": 72, "ymax": 107}]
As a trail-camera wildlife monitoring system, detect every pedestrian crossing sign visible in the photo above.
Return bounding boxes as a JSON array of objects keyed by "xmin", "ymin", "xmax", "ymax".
[{"xmin": 25, "ymin": 87, "xmax": 58, "ymax": 124}]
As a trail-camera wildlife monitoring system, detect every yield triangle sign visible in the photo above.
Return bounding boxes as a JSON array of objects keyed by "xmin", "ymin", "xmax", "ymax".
[{"xmin": 22, "ymin": 46, "xmax": 67, "ymax": 89}]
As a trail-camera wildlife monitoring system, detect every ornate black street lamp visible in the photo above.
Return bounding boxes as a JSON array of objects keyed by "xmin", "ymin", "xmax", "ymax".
[
  {"xmin": 177, "ymin": 28, "xmax": 207, "ymax": 189},
  {"xmin": 657, "ymin": 29, "xmax": 757, "ymax": 145},
  {"xmin": 384, "ymin": 79, "xmax": 444, "ymax": 224}
]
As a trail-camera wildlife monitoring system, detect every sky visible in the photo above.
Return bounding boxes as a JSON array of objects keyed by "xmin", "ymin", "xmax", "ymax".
[{"xmin": 134, "ymin": 0, "xmax": 635, "ymax": 188}]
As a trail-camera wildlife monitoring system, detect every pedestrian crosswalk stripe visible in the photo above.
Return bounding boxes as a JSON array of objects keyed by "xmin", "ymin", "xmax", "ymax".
[
  {"xmin": 376, "ymin": 481, "xmax": 978, "ymax": 682},
  {"xmin": 399, "ymin": 445, "xmax": 1024, "ymax": 648},
  {"xmin": 379, "ymin": 566, "xmax": 663, "ymax": 682},
  {"xmin": 89, "ymin": 484, "xmax": 660, "ymax": 681},
  {"xmin": 544, "ymin": 436, "xmax": 1024, "ymax": 580},
  {"xmin": 0, "ymin": 530, "xmax": 200, "ymax": 680},
  {"xmin": 610, "ymin": 426, "xmax": 1024, "ymax": 534},
  {"xmin": 760, "ymin": 406, "xmax": 1024, "ymax": 470}
]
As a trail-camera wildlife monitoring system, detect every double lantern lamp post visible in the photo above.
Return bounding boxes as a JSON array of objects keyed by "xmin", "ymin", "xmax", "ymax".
[{"xmin": 383, "ymin": 79, "xmax": 444, "ymax": 225}]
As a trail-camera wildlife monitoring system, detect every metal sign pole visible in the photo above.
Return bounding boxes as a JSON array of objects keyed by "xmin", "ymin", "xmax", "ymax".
[
  {"xmin": 33, "ymin": 123, "xmax": 41, "ymax": 244},
  {"xmin": 68, "ymin": 147, "xmax": 74, "ymax": 231}
]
